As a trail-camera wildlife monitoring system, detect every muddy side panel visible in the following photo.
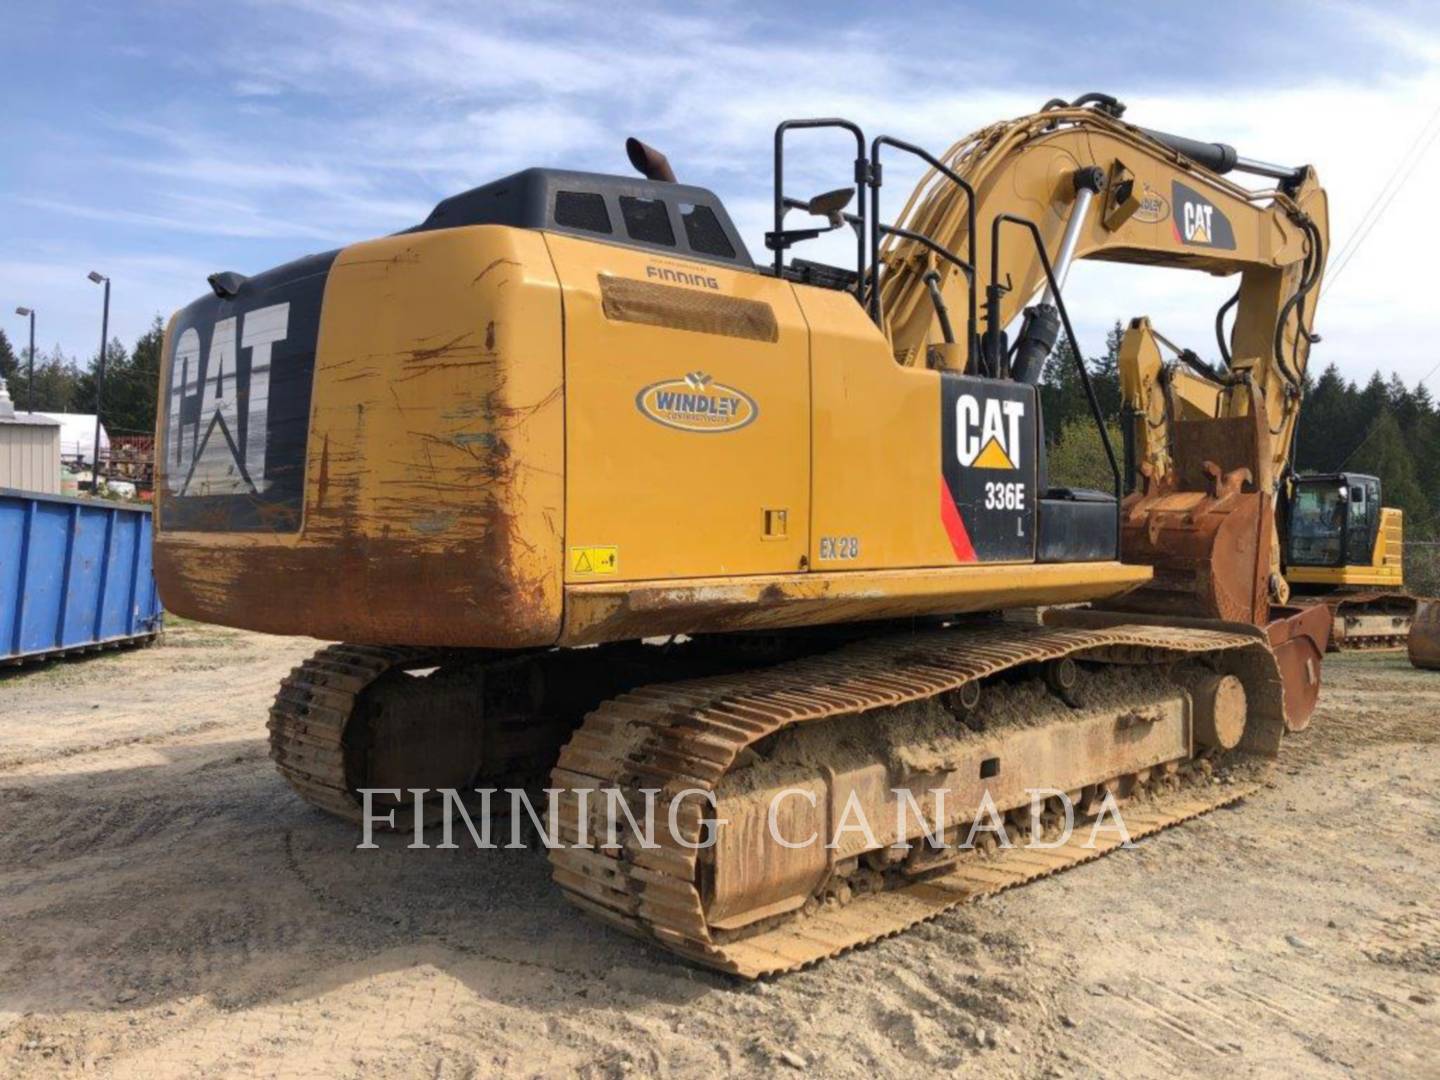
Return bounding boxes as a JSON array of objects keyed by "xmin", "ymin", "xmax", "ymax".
[{"xmin": 153, "ymin": 225, "xmax": 565, "ymax": 647}]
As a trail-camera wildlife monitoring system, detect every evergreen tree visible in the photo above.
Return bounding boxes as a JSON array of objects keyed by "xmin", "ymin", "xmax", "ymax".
[
  {"xmin": 125, "ymin": 316, "xmax": 164, "ymax": 434},
  {"xmin": 1040, "ymin": 334, "xmax": 1090, "ymax": 447},
  {"xmin": 30, "ymin": 346, "xmax": 83, "ymax": 413},
  {"xmin": 61, "ymin": 317, "xmax": 166, "ymax": 434},
  {"xmin": 1349, "ymin": 410, "xmax": 1430, "ymax": 523},
  {"xmin": 1047, "ymin": 418, "xmax": 1124, "ymax": 492},
  {"xmin": 1356, "ymin": 372, "xmax": 1389, "ymax": 432},
  {"xmin": 1086, "ymin": 320, "xmax": 1124, "ymax": 419},
  {"xmin": 1295, "ymin": 364, "xmax": 1352, "ymax": 471},
  {"xmin": 0, "ymin": 328, "xmax": 16, "ymax": 388},
  {"xmin": 1387, "ymin": 373, "xmax": 1417, "ymax": 430},
  {"xmin": 74, "ymin": 338, "xmax": 130, "ymax": 426}
]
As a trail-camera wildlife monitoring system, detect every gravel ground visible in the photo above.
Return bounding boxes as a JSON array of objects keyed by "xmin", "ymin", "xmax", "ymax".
[{"xmin": 0, "ymin": 625, "xmax": 1436, "ymax": 1078}]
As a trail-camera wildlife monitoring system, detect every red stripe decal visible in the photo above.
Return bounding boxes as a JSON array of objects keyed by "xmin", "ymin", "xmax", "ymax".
[{"xmin": 939, "ymin": 477, "xmax": 977, "ymax": 562}]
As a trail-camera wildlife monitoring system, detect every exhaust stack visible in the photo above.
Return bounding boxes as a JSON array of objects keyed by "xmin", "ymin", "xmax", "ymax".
[{"xmin": 626, "ymin": 137, "xmax": 676, "ymax": 183}]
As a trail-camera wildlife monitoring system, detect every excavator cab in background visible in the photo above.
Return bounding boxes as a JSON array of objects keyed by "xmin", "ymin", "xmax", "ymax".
[
  {"xmin": 1285, "ymin": 472, "xmax": 1419, "ymax": 649},
  {"xmin": 1285, "ymin": 473, "xmax": 1396, "ymax": 580}
]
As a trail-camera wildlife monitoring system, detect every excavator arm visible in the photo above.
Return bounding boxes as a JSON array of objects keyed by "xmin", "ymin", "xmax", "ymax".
[
  {"xmin": 864, "ymin": 96, "xmax": 1327, "ymax": 626},
  {"xmin": 877, "ymin": 100, "xmax": 1325, "ymax": 404}
]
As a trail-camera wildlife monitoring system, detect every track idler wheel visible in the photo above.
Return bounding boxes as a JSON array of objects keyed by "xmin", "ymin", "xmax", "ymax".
[{"xmin": 1174, "ymin": 669, "xmax": 1247, "ymax": 750}]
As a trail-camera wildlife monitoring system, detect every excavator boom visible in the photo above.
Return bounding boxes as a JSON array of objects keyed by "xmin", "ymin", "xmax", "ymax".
[{"xmin": 861, "ymin": 97, "xmax": 1326, "ymax": 628}]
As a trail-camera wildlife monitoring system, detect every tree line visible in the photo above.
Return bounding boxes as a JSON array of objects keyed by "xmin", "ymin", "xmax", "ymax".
[
  {"xmin": 0, "ymin": 316, "xmax": 163, "ymax": 436},
  {"xmin": 1037, "ymin": 320, "xmax": 1437, "ymax": 539}
]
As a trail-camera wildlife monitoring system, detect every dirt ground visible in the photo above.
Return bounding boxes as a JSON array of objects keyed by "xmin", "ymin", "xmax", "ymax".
[{"xmin": 0, "ymin": 624, "xmax": 1436, "ymax": 1079}]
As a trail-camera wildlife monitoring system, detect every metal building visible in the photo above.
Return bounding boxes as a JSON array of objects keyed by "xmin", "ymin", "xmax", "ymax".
[{"xmin": 0, "ymin": 377, "xmax": 62, "ymax": 495}]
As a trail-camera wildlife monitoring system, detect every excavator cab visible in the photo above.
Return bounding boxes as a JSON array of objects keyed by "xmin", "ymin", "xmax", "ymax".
[{"xmin": 1285, "ymin": 473, "xmax": 1381, "ymax": 571}]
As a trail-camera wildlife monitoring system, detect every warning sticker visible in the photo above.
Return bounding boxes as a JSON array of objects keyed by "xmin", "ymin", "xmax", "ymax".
[{"xmin": 570, "ymin": 545, "xmax": 619, "ymax": 575}]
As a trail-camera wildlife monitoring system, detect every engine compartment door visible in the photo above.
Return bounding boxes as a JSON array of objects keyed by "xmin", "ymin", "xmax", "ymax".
[{"xmin": 547, "ymin": 233, "xmax": 811, "ymax": 582}]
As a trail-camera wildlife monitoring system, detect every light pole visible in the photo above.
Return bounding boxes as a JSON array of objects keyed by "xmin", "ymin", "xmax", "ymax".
[
  {"xmin": 13, "ymin": 306, "xmax": 35, "ymax": 413},
  {"xmin": 87, "ymin": 271, "xmax": 110, "ymax": 492}
]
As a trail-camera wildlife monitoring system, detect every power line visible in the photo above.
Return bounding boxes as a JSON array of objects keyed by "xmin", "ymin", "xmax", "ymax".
[
  {"xmin": 1325, "ymin": 100, "xmax": 1440, "ymax": 273},
  {"xmin": 1308, "ymin": 104, "xmax": 1440, "ymax": 474},
  {"xmin": 1323, "ymin": 101, "xmax": 1440, "ymax": 297}
]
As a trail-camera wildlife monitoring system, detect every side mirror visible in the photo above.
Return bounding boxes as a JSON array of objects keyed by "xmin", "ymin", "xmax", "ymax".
[{"xmin": 806, "ymin": 187, "xmax": 854, "ymax": 227}]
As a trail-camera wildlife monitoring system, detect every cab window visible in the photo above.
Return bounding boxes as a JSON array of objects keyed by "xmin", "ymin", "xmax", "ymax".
[
  {"xmin": 1346, "ymin": 481, "xmax": 1375, "ymax": 564},
  {"xmin": 1289, "ymin": 484, "xmax": 1345, "ymax": 566}
]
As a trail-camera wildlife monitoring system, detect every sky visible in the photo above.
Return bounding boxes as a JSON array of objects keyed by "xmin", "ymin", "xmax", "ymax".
[{"xmin": 2, "ymin": 0, "xmax": 1439, "ymax": 392}]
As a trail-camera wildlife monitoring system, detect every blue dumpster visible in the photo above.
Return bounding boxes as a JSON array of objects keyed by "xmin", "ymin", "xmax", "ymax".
[{"xmin": 0, "ymin": 488, "xmax": 163, "ymax": 664}]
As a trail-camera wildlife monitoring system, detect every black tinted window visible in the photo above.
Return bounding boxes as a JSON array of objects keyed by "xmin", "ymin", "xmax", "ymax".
[
  {"xmin": 554, "ymin": 191, "xmax": 612, "ymax": 234},
  {"xmin": 619, "ymin": 196, "xmax": 675, "ymax": 246},
  {"xmin": 681, "ymin": 202, "xmax": 735, "ymax": 258}
]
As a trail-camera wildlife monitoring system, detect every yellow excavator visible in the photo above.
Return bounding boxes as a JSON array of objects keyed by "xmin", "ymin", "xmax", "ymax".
[
  {"xmin": 153, "ymin": 93, "xmax": 1332, "ymax": 976},
  {"xmin": 1284, "ymin": 472, "xmax": 1420, "ymax": 648}
]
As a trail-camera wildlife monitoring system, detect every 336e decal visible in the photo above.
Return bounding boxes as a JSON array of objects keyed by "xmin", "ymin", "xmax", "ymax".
[{"xmin": 983, "ymin": 481, "xmax": 1026, "ymax": 511}]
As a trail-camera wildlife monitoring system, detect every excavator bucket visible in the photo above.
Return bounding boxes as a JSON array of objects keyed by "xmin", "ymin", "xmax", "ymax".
[
  {"xmin": 1410, "ymin": 601, "xmax": 1440, "ymax": 670},
  {"xmin": 1116, "ymin": 477, "xmax": 1271, "ymax": 624},
  {"xmin": 1266, "ymin": 603, "xmax": 1331, "ymax": 731},
  {"xmin": 1112, "ymin": 408, "xmax": 1275, "ymax": 626},
  {"xmin": 1107, "ymin": 401, "xmax": 1330, "ymax": 731}
]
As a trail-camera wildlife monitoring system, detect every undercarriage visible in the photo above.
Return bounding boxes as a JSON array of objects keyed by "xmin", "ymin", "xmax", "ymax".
[{"xmin": 268, "ymin": 618, "xmax": 1303, "ymax": 977}]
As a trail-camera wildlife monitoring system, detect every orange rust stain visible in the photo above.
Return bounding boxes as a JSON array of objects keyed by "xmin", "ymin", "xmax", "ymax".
[
  {"xmin": 408, "ymin": 332, "xmax": 474, "ymax": 365},
  {"xmin": 471, "ymin": 257, "xmax": 520, "ymax": 286}
]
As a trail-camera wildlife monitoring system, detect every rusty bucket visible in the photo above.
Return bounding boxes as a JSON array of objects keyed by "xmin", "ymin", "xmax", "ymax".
[
  {"xmin": 1410, "ymin": 600, "xmax": 1440, "ymax": 671},
  {"xmin": 1113, "ymin": 462, "xmax": 1272, "ymax": 626},
  {"xmin": 1265, "ymin": 603, "xmax": 1331, "ymax": 731}
]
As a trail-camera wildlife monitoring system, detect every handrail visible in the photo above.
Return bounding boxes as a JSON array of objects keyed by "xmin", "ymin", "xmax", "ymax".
[
  {"xmin": 990, "ymin": 213, "xmax": 1123, "ymax": 556},
  {"xmin": 869, "ymin": 135, "xmax": 978, "ymax": 366},
  {"xmin": 780, "ymin": 198, "xmax": 975, "ymax": 287},
  {"xmin": 773, "ymin": 120, "xmax": 868, "ymax": 287}
]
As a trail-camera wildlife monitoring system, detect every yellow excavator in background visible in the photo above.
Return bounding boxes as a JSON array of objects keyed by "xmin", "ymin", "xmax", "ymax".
[
  {"xmin": 153, "ymin": 93, "xmax": 1332, "ymax": 976},
  {"xmin": 1119, "ymin": 319, "xmax": 1422, "ymax": 649},
  {"xmin": 1284, "ymin": 472, "xmax": 1420, "ymax": 649}
]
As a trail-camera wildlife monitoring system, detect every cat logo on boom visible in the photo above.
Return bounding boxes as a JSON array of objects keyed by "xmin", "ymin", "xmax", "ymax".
[
  {"xmin": 1171, "ymin": 180, "xmax": 1236, "ymax": 250},
  {"xmin": 1183, "ymin": 201, "xmax": 1214, "ymax": 243},
  {"xmin": 955, "ymin": 393, "xmax": 1025, "ymax": 470}
]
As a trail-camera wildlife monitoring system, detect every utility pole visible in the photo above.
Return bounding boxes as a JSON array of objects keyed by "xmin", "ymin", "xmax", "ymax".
[
  {"xmin": 87, "ymin": 271, "xmax": 110, "ymax": 492},
  {"xmin": 13, "ymin": 306, "xmax": 35, "ymax": 412}
]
